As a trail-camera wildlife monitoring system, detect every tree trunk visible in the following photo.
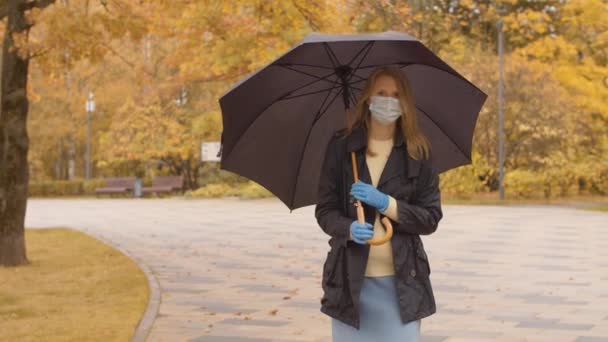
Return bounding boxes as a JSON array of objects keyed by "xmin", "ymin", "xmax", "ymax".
[{"xmin": 0, "ymin": 0, "xmax": 32, "ymax": 267}]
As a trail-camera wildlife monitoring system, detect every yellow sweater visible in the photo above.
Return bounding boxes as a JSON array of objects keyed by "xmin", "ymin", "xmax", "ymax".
[{"xmin": 348, "ymin": 136, "xmax": 400, "ymax": 277}]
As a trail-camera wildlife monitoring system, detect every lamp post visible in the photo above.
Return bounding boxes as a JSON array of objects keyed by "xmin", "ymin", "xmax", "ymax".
[
  {"xmin": 497, "ymin": 19, "xmax": 505, "ymax": 200},
  {"xmin": 85, "ymin": 90, "xmax": 95, "ymax": 180},
  {"xmin": 175, "ymin": 85, "xmax": 187, "ymax": 107}
]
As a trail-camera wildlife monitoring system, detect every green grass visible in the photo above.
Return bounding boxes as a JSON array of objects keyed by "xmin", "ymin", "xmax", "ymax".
[
  {"xmin": 442, "ymin": 193, "xmax": 608, "ymax": 209},
  {"xmin": 0, "ymin": 228, "xmax": 149, "ymax": 341},
  {"xmin": 584, "ymin": 204, "xmax": 608, "ymax": 212}
]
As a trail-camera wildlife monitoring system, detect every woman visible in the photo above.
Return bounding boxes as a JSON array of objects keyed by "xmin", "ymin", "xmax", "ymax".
[{"xmin": 315, "ymin": 66, "xmax": 443, "ymax": 341}]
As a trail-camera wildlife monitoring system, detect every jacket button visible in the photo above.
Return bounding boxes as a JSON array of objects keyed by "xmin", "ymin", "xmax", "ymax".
[{"xmin": 410, "ymin": 269, "xmax": 416, "ymax": 277}]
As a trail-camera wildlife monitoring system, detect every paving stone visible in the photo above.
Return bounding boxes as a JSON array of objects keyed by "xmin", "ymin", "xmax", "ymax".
[
  {"xmin": 520, "ymin": 263, "xmax": 580, "ymax": 271},
  {"xmin": 535, "ymin": 281, "xmax": 592, "ymax": 287},
  {"xmin": 433, "ymin": 284, "xmax": 470, "ymax": 293},
  {"xmin": 190, "ymin": 336, "xmax": 272, "ymax": 342},
  {"xmin": 281, "ymin": 304, "xmax": 319, "ymax": 312},
  {"xmin": 516, "ymin": 318, "xmax": 594, "ymax": 330},
  {"xmin": 218, "ymin": 318, "xmax": 289, "ymax": 327},
  {"xmin": 505, "ymin": 293, "xmax": 588, "ymax": 306},
  {"xmin": 575, "ymin": 337, "xmax": 608, "ymax": 342},
  {"xmin": 420, "ymin": 336, "xmax": 449, "ymax": 342},
  {"xmin": 490, "ymin": 313, "xmax": 539, "ymax": 322},
  {"xmin": 233, "ymin": 283, "xmax": 287, "ymax": 293},
  {"xmin": 198, "ymin": 301, "xmax": 257, "ymax": 314},
  {"xmin": 272, "ymin": 269, "xmax": 315, "ymax": 278}
]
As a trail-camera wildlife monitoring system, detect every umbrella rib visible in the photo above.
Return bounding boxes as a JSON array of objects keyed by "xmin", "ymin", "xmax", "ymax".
[
  {"xmin": 276, "ymin": 72, "xmax": 338, "ymax": 102},
  {"xmin": 414, "ymin": 104, "xmax": 468, "ymax": 159},
  {"xmin": 275, "ymin": 66, "xmax": 365, "ymax": 103},
  {"xmin": 348, "ymin": 78, "xmax": 367, "ymax": 87},
  {"xmin": 359, "ymin": 62, "xmax": 407, "ymax": 69},
  {"xmin": 341, "ymin": 44, "xmax": 374, "ymax": 109},
  {"xmin": 275, "ymin": 64, "xmax": 338, "ymax": 86},
  {"xmin": 278, "ymin": 43, "xmax": 370, "ymax": 105},
  {"xmin": 282, "ymin": 84, "xmax": 344, "ymax": 101},
  {"xmin": 323, "ymin": 43, "xmax": 341, "ymax": 67},
  {"xmin": 222, "ymin": 72, "xmax": 342, "ymax": 172},
  {"xmin": 315, "ymin": 76, "xmax": 342, "ymax": 122},
  {"xmin": 348, "ymin": 88, "xmax": 359, "ymax": 108},
  {"xmin": 346, "ymin": 42, "xmax": 375, "ymax": 83},
  {"xmin": 315, "ymin": 86, "xmax": 343, "ymax": 124},
  {"xmin": 353, "ymin": 61, "xmax": 480, "ymax": 98},
  {"xmin": 290, "ymin": 87, "xmax": 344, "ymax": 208},
  {"xmin": 392, "ymin": 63, "xmax": 468, "ymax": 157},
  {"xmin": 275, "ymin": 62, "xmax": 334, "ymax": 70},
  {"xmin": 348, "ymin": 73, "xmax": 366, "ymax": 82},
  {"xmin": 345, "ymin": 41, "xmax": 374, "ymax": 68}
]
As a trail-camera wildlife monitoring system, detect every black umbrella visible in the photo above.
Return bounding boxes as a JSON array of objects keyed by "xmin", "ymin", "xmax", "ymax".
[{"xmin": 218, "ymin": 30, "xmax": 487, "ymax": 212}]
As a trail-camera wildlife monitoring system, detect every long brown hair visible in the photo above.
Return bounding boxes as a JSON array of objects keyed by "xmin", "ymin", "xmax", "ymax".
[{"xmin": 344, "ymin": 66, "xmax": 431, "ymax": 160}]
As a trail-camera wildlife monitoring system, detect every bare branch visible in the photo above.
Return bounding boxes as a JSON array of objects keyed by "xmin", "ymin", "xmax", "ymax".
[
  {"xmin": 22, "ymin": 0, "xmax": 56, "ymax": 11},
  {"xmin": 100, "ymin": 0, "xmax": 110, "ymax": 13},
  {"xmin": 189, "ymin": 70, "xmax": 251, "ymax": 84},
  {"xmin": 28, "ymin": 47, "xmax": 50, "ymax": 59},
  {"xmin": 99, "ymin": 40, "xmax": 151, "ymax": 75},
  {"xmin": 291, "ymin": 1, "xmax": 320, "ymax": 31}
]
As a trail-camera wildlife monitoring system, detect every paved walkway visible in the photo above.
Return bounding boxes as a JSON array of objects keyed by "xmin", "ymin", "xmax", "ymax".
[{"xmin": 25, "ymin": 198, "xmax": 608, "ymax": 342}]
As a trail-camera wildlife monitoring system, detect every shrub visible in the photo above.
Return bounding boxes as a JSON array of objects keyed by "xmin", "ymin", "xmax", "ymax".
[
  {"xmin": 185, "ymin": 183, "xmax": 234, "ymax": 198},
  {"xmin": 439, "ymin": 164, "xmax": 485, "ymax": 199},
  {"xmin": 28, "ymin": 180, "xmax": 83, "ymax": 197},
  {"xmin": 82, "ymin": 179, "xmax": 107, "ymax": 195},
  {"xmin": 504, "ymin": 169, "xmax": 546, "ymax": 199},
  {"xmin": 185, "ymin": 180, "xmax": 273, "ymax": 199}
]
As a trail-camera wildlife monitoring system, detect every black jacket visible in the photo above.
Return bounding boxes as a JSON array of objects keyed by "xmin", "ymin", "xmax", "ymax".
[{"xmin": 315, "ymin": 124, "xmax": 443, "ymax": 329}]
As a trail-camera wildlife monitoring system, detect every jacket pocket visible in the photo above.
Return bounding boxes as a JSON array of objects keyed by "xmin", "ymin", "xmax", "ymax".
[
  {"xmin": 321, "ymin": 248, "xmax": 344, "ymax": 309},
  {"xmin": 414, "ymin": 238, "xmax": 431, "ymax": 276},
  {"xmin": 326, "ymin": 247, "xmax": 347, "ymax": 286}
]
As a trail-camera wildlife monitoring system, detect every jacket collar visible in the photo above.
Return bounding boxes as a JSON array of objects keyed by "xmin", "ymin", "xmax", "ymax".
[
  {"xmin": 345, "ymin": 124, "xmax": 404, "ymax": 152},
  {"xmin": 342, "ymin": 124, "xmax": 421, "ymax": 179}
]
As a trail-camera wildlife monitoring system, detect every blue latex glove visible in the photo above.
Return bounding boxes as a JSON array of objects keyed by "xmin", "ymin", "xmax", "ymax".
[
  {"xmin": 350, "ymin": 181, "xmax": 389, "ymax": 212},
  {"xmin": 350, "ymin": 221, "xmax": 373, "ymax": 245}
]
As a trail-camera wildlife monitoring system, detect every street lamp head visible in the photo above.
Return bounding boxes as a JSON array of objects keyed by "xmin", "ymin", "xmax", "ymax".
[{"xmin": 86, "ymin": 90, "xmax": 96, "ymax": 112}]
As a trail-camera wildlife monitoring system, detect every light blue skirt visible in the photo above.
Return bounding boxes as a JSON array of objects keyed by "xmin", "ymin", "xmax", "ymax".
[{"xmin": 332, "ymin": 275, "xmax": 421, "ymax": 342}]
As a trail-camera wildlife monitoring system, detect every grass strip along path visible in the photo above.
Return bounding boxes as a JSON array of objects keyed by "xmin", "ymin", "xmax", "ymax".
[{"xmin": 0, "ymin": 227, "xmax": 149, "ymax": 341}]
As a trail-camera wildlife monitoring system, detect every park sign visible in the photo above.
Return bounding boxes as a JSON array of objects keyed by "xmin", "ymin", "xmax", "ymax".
[{"xmin": 201, "ymin": 142, "xmax": 221, "ymax": 162}]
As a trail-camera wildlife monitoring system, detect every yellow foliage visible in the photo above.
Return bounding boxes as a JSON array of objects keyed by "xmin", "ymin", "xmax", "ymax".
[
  {"xmin": 185, "ymin": 181, "xmax": 273, "ymax": 199},
  {"xmin": 97, "ymin": 97, "xmax": 196, "ymax": 166},
  {"xmin": 439, "ymin": 150, "xmax": 492, "ymax": 198},
  {"xmin": 20, "ymin": 0, "xmax": 608, "ymax": 202},
  {"xmin": 504, "ymin": 169, "xmax": 546, "ymax": 199}
]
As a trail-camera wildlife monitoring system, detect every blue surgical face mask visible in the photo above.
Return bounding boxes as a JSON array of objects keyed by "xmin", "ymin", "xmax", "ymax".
[{"xmin": 369, "ymin": 95, "xmax": 402, "ymax": 125}]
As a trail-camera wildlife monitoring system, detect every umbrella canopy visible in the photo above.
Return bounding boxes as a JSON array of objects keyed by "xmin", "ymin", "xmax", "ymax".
[{"xmin": 218, "ymin": 30, "xmax": 487, "ymax": 211}]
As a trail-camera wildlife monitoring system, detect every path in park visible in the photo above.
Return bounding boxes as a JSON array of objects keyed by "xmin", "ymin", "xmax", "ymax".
[{"xmin": 25, "ymin": 198, "xmax": 608, "ymax": 342}]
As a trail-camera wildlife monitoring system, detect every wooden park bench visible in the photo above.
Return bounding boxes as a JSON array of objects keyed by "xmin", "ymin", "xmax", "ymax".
[
  {"xmin": 95, "ymin": 177, "xmax": 137, "ymax": 197},
  {"xmin": 141, "ymin": 175, "xmax": 184, "ymax": 196}
]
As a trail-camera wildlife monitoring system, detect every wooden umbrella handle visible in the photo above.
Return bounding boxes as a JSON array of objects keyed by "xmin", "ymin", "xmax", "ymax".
[{"xmin": 350, "ymin": 151, "xmax": 393, "ymax": 246}]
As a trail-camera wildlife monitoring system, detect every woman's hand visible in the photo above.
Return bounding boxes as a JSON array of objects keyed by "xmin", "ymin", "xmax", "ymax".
[
  {"xmin": 350, "ymin": 220, "xmax": 373, "ymax": 245},
  {"xmin": 350, "ymin": 181, "xmax": 389, "ymax": 212}
]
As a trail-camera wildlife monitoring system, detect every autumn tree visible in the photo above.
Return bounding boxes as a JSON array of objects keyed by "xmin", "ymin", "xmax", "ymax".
[
  {"xmin": 0, "ymin": 0, "xmax": 147, "ymax": 267},
  {"xmin": 0, "ymin": 0, "xmax": 57, "ymax": 266}
]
